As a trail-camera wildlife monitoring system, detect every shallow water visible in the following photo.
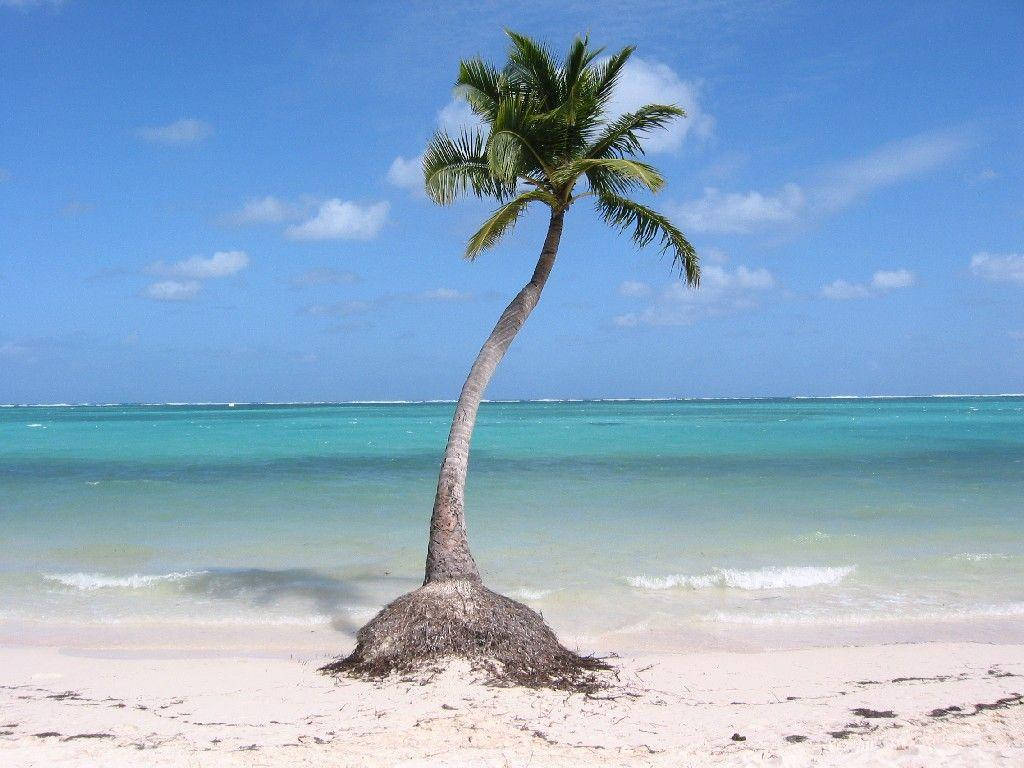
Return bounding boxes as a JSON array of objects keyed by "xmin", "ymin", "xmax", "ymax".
[{"xmin": 2, "ymin": 398, "xmax": 1023, "ymax": 650}]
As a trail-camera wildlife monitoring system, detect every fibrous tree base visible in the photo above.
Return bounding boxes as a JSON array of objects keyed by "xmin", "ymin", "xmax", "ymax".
[{"xmin": 320, "ymin": 579, "xmax": 608, "ymax": 692}]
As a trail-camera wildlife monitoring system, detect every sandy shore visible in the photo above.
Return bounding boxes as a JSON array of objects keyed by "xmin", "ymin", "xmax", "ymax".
[{"xmin": 1, "ymin": 642, "xmax": 1022, "ymax": 766}]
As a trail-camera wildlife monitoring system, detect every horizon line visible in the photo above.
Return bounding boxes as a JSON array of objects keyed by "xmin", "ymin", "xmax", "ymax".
[{"xmin": 3, "ymin": 393, "xmax": 1024, "ymax": 408}]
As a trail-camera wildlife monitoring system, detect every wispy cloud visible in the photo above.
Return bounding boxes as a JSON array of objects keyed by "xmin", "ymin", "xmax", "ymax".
[
  {"xmin": 289, "ymin": 268, "xmax": 360, "ymax": 289},
  {"xmin": 970, "ymin": 253, "xmax": 1024, "ymax": 285},
  {"xmin": 607, "ymin": 57, "xmax": 714, "ymax": 152},
  {"xmin": 136, "ymin": 118, "xmax": 212, "ymax": 146},
  {"xmin": 144, "ymin": 280, "xmax": 202, "ymax": 302},
  {"xmin": 0, "ymin": 168, "xmax": 10, "ymax": 182},
  {"xmin": 820, "ymin": 268, "xmax": 916, "ymax": 300},
  {"xmin": 225, "ymin": 196, "xmax": 306, "ymax": 225},
  {"xmin": 674, "ymin": 131, "xmax": 966, "ymax": 234},
  {"xmin": 303, "ymin": 286, "xmax": 476, "ymax": 319},
  {"xmin": 967, "ymin": 168, "xmax": 998, "ymax": 186},
  {"xmin": 59, "ymin": 200, "xmax": 94, "ymax": 217},
  {"xmin": 813, "ymin": 132, "xmax": 966, "ymax": 213},
  {"xmin": 303, "ymin": 300, "xmax": 373, "ymax": 318},
  {"xmin": 614, "ymin": 264, "xmax": 775, "ymax": 327},
  {"xmin": 286, "ymin": 199, "xmax": 388, "ymax": 240},
  {"xmin": 0, "ymin": 340, "xmax": 31, "ymax": 358},
  {"xmin": 419, "ymin": 287, "xmax": 472, "ymax": 302},
  {"xmin": 618, "ymin": 280, "xmax": 652, "ymax": 298},
  {"xmin": 147, "ymin": 251, "xmax": 249, "ymax": 279},
  {"xmin": 1, "ymin": 0, "xmax": 64, "ymax": 8}
]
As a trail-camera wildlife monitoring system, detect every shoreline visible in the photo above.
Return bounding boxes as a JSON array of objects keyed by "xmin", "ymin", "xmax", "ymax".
[{"xmin": 2, "ymin": 640, "xmax": 1022, "ymax": 766}]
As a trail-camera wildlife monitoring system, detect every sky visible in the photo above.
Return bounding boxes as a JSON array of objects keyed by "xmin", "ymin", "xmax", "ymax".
[{"xmin": 1, "ymin": 0, "xmax": 1023, "ymax": 403}]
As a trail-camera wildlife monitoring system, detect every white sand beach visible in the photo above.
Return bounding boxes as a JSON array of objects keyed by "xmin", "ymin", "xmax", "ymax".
[{"xmin": 2, "ymin": 639, "xmax": 1022, "ymax": 767}]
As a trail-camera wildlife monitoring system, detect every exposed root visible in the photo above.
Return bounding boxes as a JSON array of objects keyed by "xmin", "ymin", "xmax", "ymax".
[{"xmin": 320, "ymin": 580, "xmax": 609, "ymax": 692}]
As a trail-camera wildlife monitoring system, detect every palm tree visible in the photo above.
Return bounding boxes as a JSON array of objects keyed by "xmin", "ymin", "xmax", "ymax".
[{"xmin": 323, "ymin": 31, "xmax": 699, "ymax": 690}]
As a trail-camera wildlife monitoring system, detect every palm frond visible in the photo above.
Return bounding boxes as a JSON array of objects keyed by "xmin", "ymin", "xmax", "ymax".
[
  {"xmin": 562, "ymin": 35, "xmax": 602, "ymax": 99},
  {"xmin": 466, "ymin": 190, "xmax": 555, "ymax": 260},
  {"xmin": 424, "ymin": 130, "xmax": 514, "ymax": 205},
  {"xmin": 486, "ymin": 93, "xmax": 554, "ymax": 181},
  {"xmin": 505, "ymin": 30, "xmax": 561, "ymax": 109},
  {"xmin": 456, "ymin": 57, "xmax": 503, "ymax": 119},
  {"xmin": 595, "ymin": 193, "xmax": 700, "ymax": 285},
  {"xmin": 559, "ymin": 157, "xmax": 664, "ymax": 193},
  {"xmin": 592, "ymin": 45, "xmax": 635, "ymax": 108},
  {"xmin": 428, "ymin": 32, "xmax": 697, "ymax": 278},
  {"xmin": 587, "ymin": 104, "xmax": 685, "ymax": 159}
]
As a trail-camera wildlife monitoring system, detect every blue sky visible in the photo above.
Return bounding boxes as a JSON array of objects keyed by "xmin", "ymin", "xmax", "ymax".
[{"xmin": 1, "ymin": 0, "xmax": 1022, "ymax": 403}]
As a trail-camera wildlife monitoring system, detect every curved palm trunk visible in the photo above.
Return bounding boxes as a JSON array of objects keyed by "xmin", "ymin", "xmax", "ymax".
[{"xmin": 425, "ymin": 209, "xmax": 565, "ymax": 583}]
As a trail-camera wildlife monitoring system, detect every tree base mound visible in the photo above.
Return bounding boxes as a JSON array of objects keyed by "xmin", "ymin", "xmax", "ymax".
[{"xmin": 319, "ymin": 579, "xmax": 608, "ymax": 692}]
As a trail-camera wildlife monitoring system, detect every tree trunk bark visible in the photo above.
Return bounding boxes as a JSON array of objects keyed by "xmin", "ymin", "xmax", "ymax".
[{"xmin": 424, "ymin": 208, "xmax": 565, "ymax": 584}]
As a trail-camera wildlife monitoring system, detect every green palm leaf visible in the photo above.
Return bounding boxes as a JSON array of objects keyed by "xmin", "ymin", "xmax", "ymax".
[
  {"xmin": 424, "ymin": 130, "xmax": 514, "ymax": 205},
  {"xmin": 587, "ymin": 105, "xmax": 685, "ymax": 159},
  {"xmin": 595, "ymin": 193, "xmax": 700, "ymax": 285},
  {"xmin": 422, "ymin": 30, "xmax": 698, "ymax": 284},
  {"xmin": 557, "ymin": 157, "xmax": 665, "ymax": 193},
  {"xmin": 465, "ymin": 190, "xmax": 556, "ymax": 260}
]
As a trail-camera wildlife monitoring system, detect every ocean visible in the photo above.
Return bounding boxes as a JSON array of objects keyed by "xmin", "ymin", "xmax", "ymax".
[{"xmin": 2, "ymin": 397, "xmax": 1023, "ymax": 652}]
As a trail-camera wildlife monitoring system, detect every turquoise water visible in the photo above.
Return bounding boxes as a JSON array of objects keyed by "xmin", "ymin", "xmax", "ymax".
[{"xmin": 2, "ymin": 398, "xmax": 1023, "ymax": 649}]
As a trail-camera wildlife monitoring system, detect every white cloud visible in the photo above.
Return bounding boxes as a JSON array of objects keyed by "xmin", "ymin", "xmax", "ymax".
[
  {"xmin": 675, "ymin": 184, "xmax": 805, "ymax": 233},
  {"xmin": 289, "ymin": 268, "xmax": 359, "ymax": 288},
  {"xmin": 437, "ymin": 97, "xmax": 485, "ymax": 135},
  {"xmin": 421, "ymin": 287, "xmax": 472, "ymax": 302},
  {"xmin": 970, "ymin": 252, "xmax": 1024, "ymax": 285},
  {"xmin": 821, "ymin": 279, "xmax": 872, "ymax": 300},
  {"xmin": 821, "ymin": 268, "xmax": 915, "ymax": 299},
  {"xmin": 387, "ymin": 154, "xmax": 425, "ymax": 194},
  {"xmin": 618, "ymin": 280, "xmax": 652, "ymax": 298},
  {"xmin": 227, "ymin": 196, "xmax": 302, "ymax": 224},
  {"xmin": 673, "ymin": 131, "xmax": 964, "ymax": 235},
  {"xmin": 286, "ymin": 199, "xmax": 388, "ymax": 241},
  {"xmin": 607, "ymin": 57, "xmax": 713, "ymax": 152},
  {"xmin": 144, "ymin": 280, "xmax": 201, "ymax": 301},
  {"xmin": 613, "ymin": 264, "xmax": 775, "ymax": 327},
  {"xmin": 871, "ymin": 269, "xmax": 915, "ymax": 290},
  {"xmin": 148, "ymin": 250, "xmax": 249, "ymax": 279},
  {"xmin": 136, "ymin": 118, "xmax": 213, "ymax": 146}
]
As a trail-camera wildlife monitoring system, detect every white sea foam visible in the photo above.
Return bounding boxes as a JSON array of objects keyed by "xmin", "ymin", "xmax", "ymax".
[
  {"xmin": 951, "ymin": 552, "xmax": 1009, "ymax": 562},
  {"xmin": 26, "ymin": 423, "xmax": 45, "ymax": 428},
  {"xmin": 708, "ymin": 602, "xmax": 1024, "ymax": 626},
  {"xmin": 43, "ymin": 571, "xmax": 200, "ymax": 591},
  {"xmin": 95, "ymin": 613, "xmax": 335, "ymax": 627},
  {"xmin": 508, "ymin": 587, "xmax": 553, "ymax": 601},
  {"xmin": 627, "ymin": 565, "xmax": 855, "ymax": 591},
  {"xmin": 792, "ymin": 531, "xmax": 844, "ymax": 543}
]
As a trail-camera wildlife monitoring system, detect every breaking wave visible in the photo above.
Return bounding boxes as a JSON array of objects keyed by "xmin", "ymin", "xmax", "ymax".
[
  {"xmin": 626, "ymin": 565, "xmax": 855, "ymax": 591},
  {"xmin": 43, "ymin": 571, "xmax": 201, "ymax": 591}
]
